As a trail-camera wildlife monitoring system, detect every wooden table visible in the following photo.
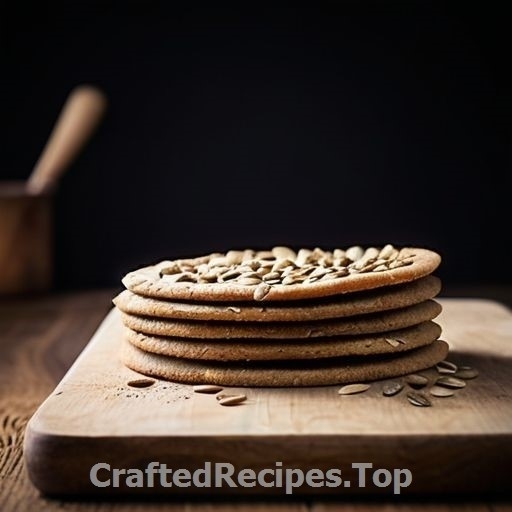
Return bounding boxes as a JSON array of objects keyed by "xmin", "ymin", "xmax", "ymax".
[{"xmin": 1, "ymin": 287, "xmax": 511, "ymax": 512}]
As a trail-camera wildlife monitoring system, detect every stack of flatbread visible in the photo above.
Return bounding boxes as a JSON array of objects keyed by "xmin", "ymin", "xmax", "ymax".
[{"xmin": 114, "ymin": 245, "xmax": 447, "ymax": 387}]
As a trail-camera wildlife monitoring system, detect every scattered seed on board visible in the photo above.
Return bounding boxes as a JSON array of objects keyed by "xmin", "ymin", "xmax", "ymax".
[
  {"xmin": 382, "ymin": 381, "xmax": 404, "ymax": 397},
  {"xmin": 429, "ymin": 386, "xmax": 455, "ymax": 398},
  {"xmin": 218, "ymin": 394, "xmax": 247, "ymax": 406},
  {"xmin": 193, "ymin": 385, "xmax": 224, "ymax": 394},
  {"xmin": 454, "ymin": 368, "xmax": 479, "ymax": 380},
  {"xmin": 407, "ymin": 392, "xmax": 431, "ymax": 407},
  {"xmin": 436, "ymin": 360, "xmax": 458, "ymax": 374},
  {"xmin": 338, "ymin": 383, "xmax": 371, "ymax": 395},
  {"xmin": 405, "ymin": 374, "xmax": 429, "ymax": 389},
  {"xmin": 436, "ymin": 376, "xmax": 467, "ymax": 389},
  {"xmin": 127, "ymin": 378, "xmax": 155, "ymax": 388}
]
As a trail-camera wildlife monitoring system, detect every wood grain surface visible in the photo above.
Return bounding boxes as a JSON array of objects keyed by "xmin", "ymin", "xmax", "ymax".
[{"xmin": 1, "ymin": 289, "xmax": 511, "ymax": 511}]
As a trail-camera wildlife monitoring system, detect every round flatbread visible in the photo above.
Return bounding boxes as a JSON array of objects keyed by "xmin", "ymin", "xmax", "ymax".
[
  {"xmin": 113, "ymin": 275, "xmax": 441, "ymax": 322},
  {"xmin": 122, "ymin": 339, "xmax": 449, "ymax": 387},
  {"xmin": 124, "ymin": 320, "xmax": 441, "ymax": 361},
  {"xmin": 121, "ymin": 246, "xmax": 441, "ymax": 302},
  {"xmin": 120, "ymin": 300, "xmax": 442, "ymax": 339}
]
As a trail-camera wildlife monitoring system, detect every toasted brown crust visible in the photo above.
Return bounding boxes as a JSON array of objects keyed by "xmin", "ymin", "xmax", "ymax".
[
  {"xmin": 121, "ymin": 247, "xmax": 441, "ymax": 302},
  {"xmin": 125, "ymin": 320, "xmax": 441, "ymax": 361},
  {"xmin": 122, "ymin": 339, "xmax": 449, "ymax": 387},
  {"xmin": 113, "ymin": 275, "xmax": 441, "ymax": 322},
  {"xmin": 120, "ymin": 300, "xmax": 442, "ymax": 339}
]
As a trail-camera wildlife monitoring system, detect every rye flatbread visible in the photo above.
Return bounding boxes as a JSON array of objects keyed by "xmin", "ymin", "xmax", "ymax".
[
  {"xmin": 120, "ymin": 300, "xmax": 441, "ymax": 339},
  {"xmin": 113, "ymin": 275, "xmax": 441, "ymax": 322},
  {"xmin": 122, "ymin": 339, "xmax": 449, "ymax": 387},
  {"xmin": 121, "ymin": 246, "xmax": 441, "ymax": 302},
  {"xmin": 124, "ymin": 320, "xmax": 441, "ymax": 361}
]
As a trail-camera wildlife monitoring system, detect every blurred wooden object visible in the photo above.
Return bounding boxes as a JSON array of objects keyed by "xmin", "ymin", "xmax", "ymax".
[
  {"xmin": 27, "ymin": 85, "xmax": 107, "ymax": 194},
  {"xmin": 0, "ymin": 85, "xmax": 106, "ymax": 295},
  {"xmin": 0, "ymin": 182, "xmax": 52, "ymax": 295}
]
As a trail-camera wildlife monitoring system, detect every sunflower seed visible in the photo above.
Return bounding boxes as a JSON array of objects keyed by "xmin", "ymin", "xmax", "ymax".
[
  {"xmin": 385, "ymin": 338, "xmax": 401, "ymax": 348},
  {"xmin": 405, "ymin": 374, "xmax": 429, "ymax": 389},
  {"xmin": 193, "ymin": 385, "xmax": 224, "ymax": 394},
  {"xmin": 338, "ymin": 383, "xmax": 371, "ymax": 395},
  {"xmin": 167, "ymin": 272, "xmax": 197, "ymax": 283},
  {"xmin": 238, "ymin": 277, "xmax": 262, "ymax": 286},
  {"xmin": 209, "ymin": 256, "xmax": 228, "ymax": 267},
  {"xmin": 256, "ymin": 266, "xmax": 272, "ymax": 277},
  {"xmin": 253, "ymin": 282, "xmax": 271, "ymax": 301},
  {"xmin": 223, "ymin": 250, "xmax": 242, "ymax": 265},
  {"xmin": 256, "ymin": 250, "xmax": 275, "ymax": 260},
  {"xmin": 429, "ymin": 386, "xmax": 454, "ymax": 397},
  {"xmin": 262, "ymin": 271, "xmax": 280, "ymax": 281},
  {"xmin": 382, "ymin": 381, "xmax": 404, "ymax": 397},
  {"xmin": 346, "ymin": 246, "xmax": 364, "ymax": 262},
  {"xmin": 242, "ymin": 249, "xmax": 255, "ymax": 261},
  {"xmin": 309, "ymin": 267, "xmax": 329, "ymax": 278},
  {"xmin": 159, "ymin": 262, "xmax": 181, "ymax": 276},
  {"xmin": 454, "ymin": 368, "xmax": 479, "ymax": 380},
  {"xmin": 362, "ymin": 247, "xmax": 380, "ymax": 261},
  {"xmin": 219, "ymin": 394, "xmax": 247, "ymax": 406},
  {"xmin": 272, "ymin": 258, "xmax": 296, "ymax": 272},
  {"xmin": 436, "ymin": 376, "xmax": 466, "ymax": 389},
  {"xmin": 436, "ymin": 360, "xmax": 458, "ymax": 374},
  {"xmin": 282, "ymin": 274, "xmax": 306, "ymax": 285},
  {"xmin": 127, "ymin": 378, "xmax": 155, "ymax": 388},
  {"xmin": 227, "ymin": 306, "xmax": 241, "ymax": 313},
  {"xmin": 296, "ymin": 248, "xmax": 313, "ymax": 266},
  {"xmin": 272, "ymin": 246, "xmax": 296, "ymax": 260},
  {"xmin": 379, "ymin": 244, "xmax": 397, "ymax": 260},
  {"xmin": 220, "ymin": 270, "xmax": 241, "ymax": 281},
  {"xmin": 407, "ymin": 392, "xmax": 431, "ymax": 407},
  {"xmin": 240, "ymin": 271, "xmax": 261, "ymax": 279}
]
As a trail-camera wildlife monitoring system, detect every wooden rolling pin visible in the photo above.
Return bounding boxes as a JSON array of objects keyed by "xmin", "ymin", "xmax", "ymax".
[{"xmin": 26, "ymin": 85, "xmax": 107, "ymax": 194}]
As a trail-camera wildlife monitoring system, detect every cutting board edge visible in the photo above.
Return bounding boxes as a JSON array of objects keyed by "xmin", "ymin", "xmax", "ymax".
[{"xmin": 24, "ymin": 421, "xmax": 512, "ymax": 497}]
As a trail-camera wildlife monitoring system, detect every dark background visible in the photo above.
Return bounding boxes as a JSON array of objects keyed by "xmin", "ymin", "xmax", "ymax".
[{"xmin": 2, "ymin": 2, "xmax": 511, "ymax": 291}]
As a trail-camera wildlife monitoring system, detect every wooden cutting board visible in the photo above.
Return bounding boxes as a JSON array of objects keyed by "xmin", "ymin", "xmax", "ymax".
[{"xmin": 24, "ymin": 299, "xmax": 512, "ymax": 498}]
